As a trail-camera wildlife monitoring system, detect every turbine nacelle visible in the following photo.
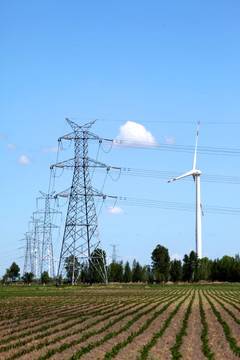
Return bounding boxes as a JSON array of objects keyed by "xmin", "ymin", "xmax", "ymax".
[
  {"xmin": 193, "ymin": 170, "xmax": 201, "ymax": 176},
  {"xmin": 192, "ymin": 169, "xmax": 201, "ymax": 183}
]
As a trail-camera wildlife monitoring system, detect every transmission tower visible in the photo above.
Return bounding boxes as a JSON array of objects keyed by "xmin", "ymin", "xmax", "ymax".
[
  {"xmin": 37, "ymin": 191, "xmax": 61, "ymax": 279},
  {"xmin": 51, "ymin": 118, "xmax": 118, "ymax": 285},
  {"xmin": 30, "ymin": 213, "xmax": 42, "ymax": 278},
  {"xmin": 23, "ymin": 232, "xmax": 34, "ymax": 274},
  {"xmin": 110, "ymin": 244, "xmax": 120, "ymax": 263}
]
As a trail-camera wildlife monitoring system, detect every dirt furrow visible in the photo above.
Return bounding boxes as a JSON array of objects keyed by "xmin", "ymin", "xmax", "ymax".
[
  {"xmin": 7, "ymin": 299, "xmax": 161, "ymax": 360},
  {"xmin": 202, "ymin": 291, "xmax": 239, "ymax": 360},
  {"xmin": 179, "ymin": 291, "xmax": 206, "ymax": 360},
  {"xmin": 206, "ymin": 291, "xmax": 240, "ymax": 347},
  {"xmin": 146, "ymin": 293, "xmax": 192, "ymax": 360},
  {"xmin": 88, "ymin": 293, "xmax": 189, "ymax": 360},
  {"xmin": 49, "ymin": 297, "xmax": 181, "ymax": 360}
]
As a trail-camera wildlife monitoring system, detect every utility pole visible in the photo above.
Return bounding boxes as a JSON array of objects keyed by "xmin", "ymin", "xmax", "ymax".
[
  {"xmin": 37, "ymin": 191, "xmax": 61, "ymax": 279},
  {"xmin": 51, "ymin": 118, "xmax": 118, "ymax": 285}
]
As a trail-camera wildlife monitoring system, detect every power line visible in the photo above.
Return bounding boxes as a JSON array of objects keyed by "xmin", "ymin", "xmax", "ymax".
[
  {"xmin": 108, "ymin": 197, "xmax": 240, "ymax": 215},
  {"xmin": 106, "ymin": 140, "xmax": 240, "ymax": 157},
  {"xmin": 89, "ymin": 118, "xmax": 240, "ymax": 125},
  {"xmin": 95, "ymin": 167, "xmax": 240, "ymax": 185}
]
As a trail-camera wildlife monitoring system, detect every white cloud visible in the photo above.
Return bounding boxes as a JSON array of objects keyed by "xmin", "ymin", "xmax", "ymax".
[
  {"xmin": 7, "ymin": 143, "xmax": 16, "ymax": 150},
  {"xmin": 164, "ymin": 135, "xmax": 176, "ymax": 145},
  {"xmin": 106, "ymin": 206, "xmax": 125, "ymax": 215},
  {"xmin": 18, "ymin": 155, "xmax": 31, "ymax": 164},
  {"xmin": 171, "ymin": 253, "xmax": 183, "ymax": 261},
  {"xmin": 42, "ymin": 146, "xmax": 59, "ymax": 153},
  {"xmin": 0, "ymin": 134, "xmax": 7, "ymax": 139},
  {"xmin": 114, "ymin": 121, "xmax": 156, "ymax": 147}
]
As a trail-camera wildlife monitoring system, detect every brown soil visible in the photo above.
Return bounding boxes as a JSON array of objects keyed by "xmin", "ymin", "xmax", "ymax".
[
  {"xmin": 179, "ymin": 291, "xmax": 206, "ymax": 360},
  {"xmin": 49, "ymin": 293, "xmax": 184, "ymax": 360},
  {"xmin": 2, "ymin": 287, "xmax": 239, "ymax": 360},
  {"xmin": 147, "ymin": 291, "xmax": 192, "ymax": 360},
  {"xmin": 206, "ymin": 291, "xmax": 240, "ymax": 347},
  {"xmin": 6, "ymin": 298, "xmax": 159, "ymax": 360},
  {"xmin": 201, "ymin": 291, "xmax": 239, "ymax": 360}
]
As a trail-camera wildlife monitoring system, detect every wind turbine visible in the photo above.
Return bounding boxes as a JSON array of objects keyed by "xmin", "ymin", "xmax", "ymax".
[{"xmin": 168, "ymin": 121, "xmax": 202, "ymax": 259}]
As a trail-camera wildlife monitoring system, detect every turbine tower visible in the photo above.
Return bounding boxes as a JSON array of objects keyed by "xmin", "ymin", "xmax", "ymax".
[{"xmin": 168, "ymin": 121, "xmax": 202, "ymax": 259}]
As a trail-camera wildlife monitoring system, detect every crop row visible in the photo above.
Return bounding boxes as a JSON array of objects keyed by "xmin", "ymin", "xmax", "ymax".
[
  {"xmin": 2, "ymin": 290, "xmax": 184, "ymax": 359},
  {"xmin": 0, "ymin": 286, "xmax": 240, "ymax": 359}
]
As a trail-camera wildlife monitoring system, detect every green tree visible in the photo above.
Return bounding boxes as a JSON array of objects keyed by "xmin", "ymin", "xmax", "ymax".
[
  {"xmin": 41, "ymin": 271, "xmax": 51, "ymax": 284},
  {"xmin": 170, "ymin": 259, "xmax": 182, "ymax": 282},
  {"xmin": 79, "ymin": 261, "xmax": 89, "ymax": 283},
  {"xmin": 218, "ymin": 255, "xmax": 235, "ymax": 282},
  {"xmin": 210, "ymin": 258, "xmax": 220, "ymax": 281},
  {"xmin": 132, "ymin": 260, "xmax": 143, "ymax": 282},
  {"xmin": 151, "ymin": 244, "xmax": 170, "ymax": 282},
  {"xmin": 234, "ymin": 254, "xmax": 240, "ymax": 282},
  {"xmin": 197, "ymin": 257, "xmax": 211, "ymax": 281},
  {"xmin": 141, "ymin": 265, "xmax": 150, "ymax": 283},
  {"xmin": 22, "ymin": 272, "xmax": 34, "ymax": 283},
  {"xmin": 64, "ymin": 255, "xmax": 81, "ymax": 284},
  {"xmin": 9, "ymin": 262, "xmax": 20, "ymax": 282},
  {"xmin": 2, "ymin": 269, "xmax": 10, "ymax": 284},
  {"xmin": 123, "ymin": 261, "xmax": 132, "ymax": 283},
  {"xmin": 108, "ymin": 261, "xmax": 124, "ymax": 282},
  {"xmin": 90, "ymin": 248, "xmax": 107, "ymax": 283},
  {"xmin": 182, "ymin": 251, "xmax": 198, "ymax": 282}
]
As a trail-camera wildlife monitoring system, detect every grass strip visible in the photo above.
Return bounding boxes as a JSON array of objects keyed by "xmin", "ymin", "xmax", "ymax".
[
  {"xmin": 199, "ymin": 292, "xmax": 215, "ymax": 360},
  {"xmin": 204, "ymin": 291, "xmax": 240, "ymax": 357}
]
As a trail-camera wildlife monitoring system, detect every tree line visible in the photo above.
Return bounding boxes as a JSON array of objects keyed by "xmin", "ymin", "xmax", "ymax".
[{"xmin": 2, "ymin": 244, "xmax": 240, "ymax": 284}]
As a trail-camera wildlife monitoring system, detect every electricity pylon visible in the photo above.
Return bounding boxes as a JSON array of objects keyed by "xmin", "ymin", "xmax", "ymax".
[
  {"xmin": 37, "ymin": 191, "xmax": 61, "ymax": 279},
  {"xmin": 30, "ymin": 213, "xmax": 42, "ymax": 278},
  {"xmin": 110, "ymin": 244, "xmax": 120, "ymax": 263},
  {"xmin": 51, "ymin": 118, "xmax": 118, "ymax": 285},
  {"xmin": 23, "ymin": 232, "xmax": 34, "ymax": 274}
]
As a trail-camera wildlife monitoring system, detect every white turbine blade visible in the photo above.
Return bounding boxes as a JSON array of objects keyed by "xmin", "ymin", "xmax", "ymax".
[
  {"xmin": 192, "ymin": 121, "xmax": 200, "ymax": 171},
  {"xmin": 168, "ymin": 170, "xmax": 194, "ymax": 183}
]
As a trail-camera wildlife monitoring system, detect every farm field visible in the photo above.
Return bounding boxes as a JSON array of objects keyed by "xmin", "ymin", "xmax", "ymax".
[{"xmin": 0, "ymin": 284, "xmax": 240, "ymax": 360}]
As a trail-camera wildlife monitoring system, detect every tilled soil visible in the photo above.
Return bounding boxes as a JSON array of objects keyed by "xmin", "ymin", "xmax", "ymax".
[
  {"xmin": 201, "ymin": 291, "xmax": 239, "ymax": 360},
  {"xmin": 1, "ymin": 286, "xmax": 240, "ymax": 360},
  {"xmin": 179, "ymin": 291, "xmax": 206, "ymax": 360}
]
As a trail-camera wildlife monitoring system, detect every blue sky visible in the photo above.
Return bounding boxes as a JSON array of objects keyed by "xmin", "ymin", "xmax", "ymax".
[{"xmin": 0, "ymin": 0, "xmax": 239, "ymax": 277}]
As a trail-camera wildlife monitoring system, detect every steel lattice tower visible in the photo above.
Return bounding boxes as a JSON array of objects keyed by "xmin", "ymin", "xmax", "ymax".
[
  {"xmin": 23, "ymin": 232, "xmax": 34, "ymax": 274},
  {"xmin": 110, "ymin": 244, "xmax": 120, "ymax": 263},
  {"xmin": 30, "ymin": 214, "xmax": 42, "ymax": 278},
  {"xmin": 38, "ymin": 191, "xmax": 60, "ymax": 278},
  {"xmin": 51, "ymin": 118, "xmax": 117, "ymax": 285}
]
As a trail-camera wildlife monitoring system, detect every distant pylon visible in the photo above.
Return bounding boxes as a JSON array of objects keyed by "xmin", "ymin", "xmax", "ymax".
[
  {"xmin": 110, "ymin": 244, "xmax": 120, "ymax": 263},
  {"xmin": 51, "ymin": 118, "xmax": 118, "ymax": 285},
  {"xmin": 37, "ymin": 191, "xmax": 61, "ymax": 279},
  {"xmin": 23, "ymin": 232, "xmax": 34, "ymax": 274},
  {"xmin": 30, "ymin": 213, "xmax": 42, "ymax": 278}
]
